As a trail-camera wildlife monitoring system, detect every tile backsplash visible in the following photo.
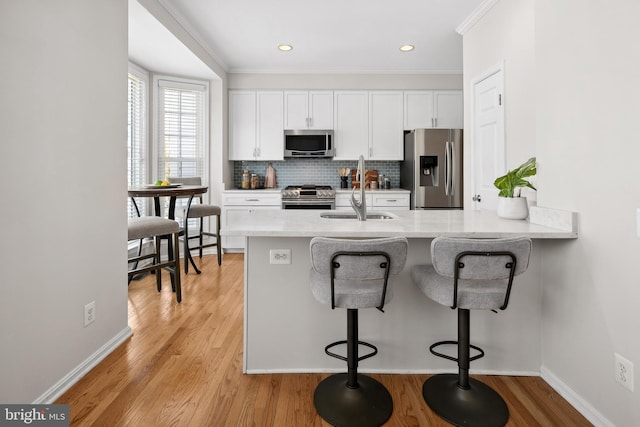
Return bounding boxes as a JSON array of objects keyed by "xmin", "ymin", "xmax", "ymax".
[{"xmin": 233, "ymin": 159, "xmax": 401, "ymax": 189}]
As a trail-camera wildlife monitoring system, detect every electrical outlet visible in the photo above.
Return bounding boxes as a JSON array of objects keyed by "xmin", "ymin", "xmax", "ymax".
[
  {"xmin": 615, "ymin": 353, "xmax": 634, "ymax": 392},
  {"xmin": 269, "ymin": 249, "xmax": 291, "ymax": 265},
  {"xmin": 84, "ymin": 301, "xmax": 96, "ymax": 327}
]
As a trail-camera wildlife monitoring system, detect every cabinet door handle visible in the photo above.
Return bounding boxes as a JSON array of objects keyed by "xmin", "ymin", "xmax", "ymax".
[
  {"xmin": 386, "ymin": 199, "xmax": 397, "ymax": 202},
  {"xmin": 245, "ymin": 199, "xmax": 260, "ymax": 202}
]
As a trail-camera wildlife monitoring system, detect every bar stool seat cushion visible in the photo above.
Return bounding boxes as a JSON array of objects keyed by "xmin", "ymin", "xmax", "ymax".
[
  {"xmin": 411, "ymin": 265, "xmax": 509, "ymax": 310},
  {"xmin": 179, "ymin": 204, "xmax": 221, "ymax": 218},
  {"xmin": 310, "ymin": 272, "xmax": 392, "ymax": 309},
  {"xmin": 128, "ymin": 217, "xmax": 179, "ymax": 241},
  {"xmin": 411, "ymin": 237, "xmax": 532, "ymax": 310}
]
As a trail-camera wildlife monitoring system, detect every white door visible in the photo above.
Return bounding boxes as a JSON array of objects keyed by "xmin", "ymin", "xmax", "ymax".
[{"xmin": 472, "ymin": 66, "xmax": 505, "ymax": 211}]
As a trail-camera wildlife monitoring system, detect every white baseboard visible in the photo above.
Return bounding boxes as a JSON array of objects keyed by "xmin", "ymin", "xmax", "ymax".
[
  {"xmin": 541, "ymin": 366, "xmax": 614, "ymax": 427},
  {"xmin": 34, "ymin": 326, "xmax": 133, "ymax": 404}
]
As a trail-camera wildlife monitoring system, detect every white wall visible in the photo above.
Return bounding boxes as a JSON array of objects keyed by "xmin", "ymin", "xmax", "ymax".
[
  {"xmin": 462, "ymin": 0, "xmax": 537, "ymax": 204},
  {"xmin": 535, "ymin": 0, "xmax": 640, "ymax": 425},
  {"xmin": 228, "ymin": 73, "xmax": 462, "ymax": 90},
  {"xmin": 0, "ymin": 0, "xmax": 129, "ymax": 403},
  {"xmin": 465, "ymin": 0, "xmax": 640, "ymax": 425}
]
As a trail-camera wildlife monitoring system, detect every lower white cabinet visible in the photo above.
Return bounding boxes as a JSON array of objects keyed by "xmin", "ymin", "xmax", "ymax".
[
  {"xmin": 222, "ymin": 191, "xmax": 281, "ymax": 250},
  {"xmin": 335, "ymin": 191, "xmax": 410, "ymax": 211}
]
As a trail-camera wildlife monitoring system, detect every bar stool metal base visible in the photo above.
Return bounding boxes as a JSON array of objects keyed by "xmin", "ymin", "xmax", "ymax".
[
  {"xmin": 314, "ymin": 373, "xmax": 393, "ymax": 427},
  {"xmin": 423, "ymin": 374, "xmax": 508, "ymax": 427}
]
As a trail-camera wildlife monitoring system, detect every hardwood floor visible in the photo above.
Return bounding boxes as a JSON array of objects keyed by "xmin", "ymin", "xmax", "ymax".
[{"xmin": 58, "ymin": 254, "xmax": 591, "ymax": 426}]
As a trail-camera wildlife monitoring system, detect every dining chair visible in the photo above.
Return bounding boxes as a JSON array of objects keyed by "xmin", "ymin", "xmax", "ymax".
[{"xmin": 168, "ymin": 177, "xmax": 222, "ymax": 274}]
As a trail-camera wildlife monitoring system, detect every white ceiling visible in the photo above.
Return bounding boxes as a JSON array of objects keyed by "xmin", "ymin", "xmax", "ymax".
[{"xmin": 130, "ymin": 0, "xmax": 488, "ymax": 76}]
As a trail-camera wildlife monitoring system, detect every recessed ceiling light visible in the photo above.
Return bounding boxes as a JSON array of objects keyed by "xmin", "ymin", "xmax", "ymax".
[
  {"xmin": 399, "ymin": 45, "xmax": 415, "ymax": 52},
  {"xmin": 278, "ymin": 44, "xmax": 293, "ymax": 51}
]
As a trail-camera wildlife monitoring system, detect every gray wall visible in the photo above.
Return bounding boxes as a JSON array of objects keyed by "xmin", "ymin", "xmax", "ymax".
[
  {"xmin": 0, "ymin": 0, "xmax": 129, "ymax": 402},
  {"xmin": 465, "ymin": 0, "xmax": 640, "ymax": 425}
]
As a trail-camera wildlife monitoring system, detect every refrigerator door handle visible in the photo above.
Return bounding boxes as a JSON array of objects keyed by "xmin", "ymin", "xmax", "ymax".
[
  {"xmin": 444, "ymin": 140, "xmax": 450, "ymax": 196},
  {"xmin": 449, "ymin": 140, "xmax": 455, "ymax": 196}
]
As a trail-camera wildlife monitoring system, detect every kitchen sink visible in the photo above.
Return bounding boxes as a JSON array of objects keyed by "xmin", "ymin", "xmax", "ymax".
[{"xmin": 320, "ymin": 211, "xmax": 397, "ymax": 220}]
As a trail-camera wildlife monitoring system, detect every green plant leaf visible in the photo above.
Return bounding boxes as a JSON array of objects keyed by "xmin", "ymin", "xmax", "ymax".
[{"xmin": 494, "ymin": 157, "xmax": 537, "ymax": 197}]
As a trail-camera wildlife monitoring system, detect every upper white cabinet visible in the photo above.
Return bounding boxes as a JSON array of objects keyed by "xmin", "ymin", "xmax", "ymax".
[
  {"xmin": 334, "ymin": 91, "xmax": 404, "ymax": 160},
  {"xmin": 284, "ymin": 91, "xmax": 333, "ymax": 130},
  {"xmin": 333, "ymin": 91, "xmax": 369, "ymax": 160},
  {"xmin": 404, "ymin": 90, "xmax": 463, "ymax": 129},
  {"xmin": 229, "ymin": 90, "xmax": 284, "ymax": 161},
  {"xmin": 229, "ymin": 91, "xmax": 256, "ymax": 160},
  {"xmin": 369, "ymin": 91, "xmax": 403, "ymax": 160},
  {"xmin": 434, "ymin": 91, "xmax": 463, "ymax": 129}
]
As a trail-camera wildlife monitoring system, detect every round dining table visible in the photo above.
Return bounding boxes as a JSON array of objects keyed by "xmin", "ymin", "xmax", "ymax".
[
  {"xmin": 128, "ymin": 184, "xmax": 209, "ymax": 279},
  {"xmin": 127, "ymin": 184, "xmax": 208, "ymax": 219}
]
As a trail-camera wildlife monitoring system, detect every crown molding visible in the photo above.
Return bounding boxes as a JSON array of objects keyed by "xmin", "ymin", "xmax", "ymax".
[
  {"xmin": 456, "ymin": 0, "xmax": 500, "ymax": 35},
  {"xmin": 156, "ymin": 0, "xmax": 229, "ymax": 72}
]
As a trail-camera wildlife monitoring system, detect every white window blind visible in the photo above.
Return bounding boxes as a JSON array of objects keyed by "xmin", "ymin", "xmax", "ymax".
[
  {"xmin": 156, "ymin": 78, "xmax": 209, "ymax": 222},
  {"xmin": 128, "ymin": 71, "xmax": 147, "ymax": 218},
  {"xmin": 157, "ymin": 79, "xmax": 207, "ymax": 181}
]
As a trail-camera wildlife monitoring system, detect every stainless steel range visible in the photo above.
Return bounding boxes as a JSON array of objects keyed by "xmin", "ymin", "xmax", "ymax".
[{"xmin": 281, "ymin": 185, "xmax": 335, "ymax": 209}]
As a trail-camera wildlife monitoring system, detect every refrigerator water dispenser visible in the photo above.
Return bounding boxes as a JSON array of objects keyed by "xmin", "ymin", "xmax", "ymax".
[{"xmin": 420, "ymin": 156, "xmax": 438, "ymax": 187}]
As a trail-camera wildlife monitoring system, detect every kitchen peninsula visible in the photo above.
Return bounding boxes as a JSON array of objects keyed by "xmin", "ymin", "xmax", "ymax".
[{"xmin": 223, "ymin": 208, "xmax": 577, "ymax": 374}]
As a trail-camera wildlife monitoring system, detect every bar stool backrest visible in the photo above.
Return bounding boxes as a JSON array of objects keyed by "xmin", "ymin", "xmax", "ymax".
[
  {"xmin": 431, "ymin": 237, "xmax": 532, "ymax": 281},
  {"xmin": 310, "ymin": 237, "xmax": 408, "ymax": 280}
]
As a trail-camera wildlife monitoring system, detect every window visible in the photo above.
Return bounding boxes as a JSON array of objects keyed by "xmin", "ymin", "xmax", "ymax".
[
  {"xmin": 127, "ymin": 67, "xmax": 148, "ymax": 218},
  {"xmin": 154, "ymin": 77, "xmax": 209, "ymax": 220},
  {"xmin": 156, "ymin": 78, "xmax": 208, "ymax": 181}
]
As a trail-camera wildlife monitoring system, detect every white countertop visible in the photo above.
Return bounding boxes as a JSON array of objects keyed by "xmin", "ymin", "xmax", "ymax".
[{"xmin": 222, "ymin": 208, "xmax": 577, "ymax": 239}]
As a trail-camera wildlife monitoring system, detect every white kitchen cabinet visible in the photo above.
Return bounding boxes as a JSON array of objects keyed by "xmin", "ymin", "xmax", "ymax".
[
  {"xmin": 229, "ymin": 90, "xmax": 284, "ymax": 160},
  {"xmin": 404, "ymin": 91, "xmax": 434, "ymax": 130},
  {"xmin": 284, "ymin": 91, "xmax": 333, "ymax": 130},
  {"xmin": 229, "ymin": 91, "xmax": 256, "ymax": 160},
  {"xmin": 335, "ymin": 190, "xmax": 410, "ymax": 211},
  {"xmin": 404, "ymin": 90, "xmax": 463, "ymax": 130},
  {"xmin": 222, "ymin": 191, "xmax": 282, "ymax": 249},
  {"xmin": 371, "ymin": 192, "xmax": 410, "ymax": 211},
  {"xmin": 333, "ymin": 91, "xmax": 369, "ymax": 160},
  {"xmin": 433, "ymin": 91, "xmax": 463, "ymax": 129},
  {"xmin": 369, "ymin": 91, "xmax": 404, "ymax": 160},
  {"xmin": 334, "ymin": 91, "xmax": 404, "ymax": 161}
]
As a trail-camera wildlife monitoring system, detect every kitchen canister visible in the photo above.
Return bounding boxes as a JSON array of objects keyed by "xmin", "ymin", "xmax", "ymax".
[
  {"xmin": 264, "ymin": 163, "xmax": 277, "ymax": 188},
  {"xmin": 242, "ymin": 170, "xmax": 250, "ymax": 189}
]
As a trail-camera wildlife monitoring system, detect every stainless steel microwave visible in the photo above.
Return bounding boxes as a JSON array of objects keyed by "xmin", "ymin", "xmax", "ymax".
[{"xmin": 284, "ymin": 129, "xmax": 334, "ymax": 158}]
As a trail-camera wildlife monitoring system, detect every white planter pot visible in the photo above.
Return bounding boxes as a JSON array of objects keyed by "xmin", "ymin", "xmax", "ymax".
[{"xmin": 497, "ymin": 197, "xmax": 529, "ymax": 220}]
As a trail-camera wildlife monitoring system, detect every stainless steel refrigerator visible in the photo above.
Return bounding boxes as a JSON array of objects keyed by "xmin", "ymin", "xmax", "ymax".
[{"xmin": 400, "ymin": 128, "xmax": 463, "ymax": 209}]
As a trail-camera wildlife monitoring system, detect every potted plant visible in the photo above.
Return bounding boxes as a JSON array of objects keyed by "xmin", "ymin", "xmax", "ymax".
[{"xmin": 494, "ymin": 157, "xmax": 537, "ymax": 219}]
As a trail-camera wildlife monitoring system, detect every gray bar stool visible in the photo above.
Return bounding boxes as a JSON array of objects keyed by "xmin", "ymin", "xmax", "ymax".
[
  {"xmin": 309, "ymin": 236, "xmax": 408, "ymax": 427},
  {"xmin": 169, "ymin": 177, "xmax": 222, "ymax": 274},
  {"xmin": 127, "ymin": 216, "xmax": 182, "ymax": 303},
  {"xmin": 411, "ymin": 236, "xmax": 532, "ymax": 427}
]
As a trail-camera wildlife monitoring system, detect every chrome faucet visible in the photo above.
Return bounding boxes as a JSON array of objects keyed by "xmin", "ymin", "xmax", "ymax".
[{"xmin": 350, "ymin": 155, "xmax": 367, "ymax": 221}]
